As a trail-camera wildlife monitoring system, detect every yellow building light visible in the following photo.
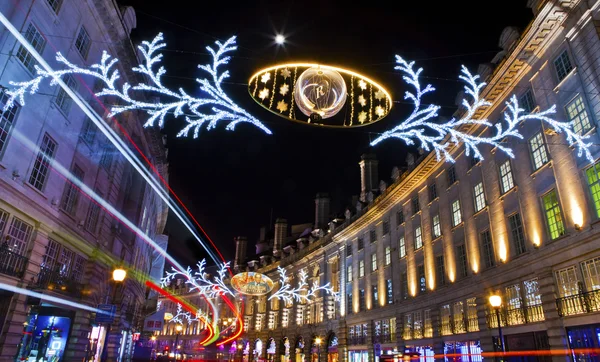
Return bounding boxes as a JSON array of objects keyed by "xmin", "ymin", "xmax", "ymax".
[
  {"xmin": 498, "ymin": 239, "xmax": 508, "ymax": 263},
  {"xmin": 532, "ymin": 230, "xmax": 541, "ymax": 248},
  {"xmin": 571, "ymin": 200, "xmax": 583, "ymax": 230}
]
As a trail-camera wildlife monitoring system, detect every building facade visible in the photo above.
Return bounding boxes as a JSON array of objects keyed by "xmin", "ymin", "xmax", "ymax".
[
  {"xmin": 241, "ymin": 1, "xmax": 600, "ymax": 362},
  {"xmin": 0, "ymin": 1, "xmax": 168, "ymax": 361}
]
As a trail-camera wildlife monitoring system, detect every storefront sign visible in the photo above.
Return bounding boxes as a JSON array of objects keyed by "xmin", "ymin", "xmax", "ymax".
[
  {"xmin": 230, "ymin": 272, "xmax": 274, "ymax": 295},
  {"xmin": 143, "ymin": 309, "xmax": 166, "ymax": 332}
]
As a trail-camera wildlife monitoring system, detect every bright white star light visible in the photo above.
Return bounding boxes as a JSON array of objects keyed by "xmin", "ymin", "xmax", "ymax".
[{"xmin": 275, "ymin": 34, "xmax": 286, "ymax": 45}]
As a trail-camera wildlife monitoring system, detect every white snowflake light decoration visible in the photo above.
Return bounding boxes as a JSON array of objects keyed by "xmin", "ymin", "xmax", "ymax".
[
  {"xmin": 4, "ymin": 33, "xmax": 272, "ymax": 138},
  {"xmin": 371, "ymin": 56, "xmax": 593, "ymax": 163},
  {"xmin": 268, "ymin": 267, "xmax": 340, "ymax": 305},
  {"xmin": 161, "ymin": 259, "xmax": 235, "ymax": 299},
  {"xmin": 170, "ymin": 303, "xmax": 207, "ymax": 325}
]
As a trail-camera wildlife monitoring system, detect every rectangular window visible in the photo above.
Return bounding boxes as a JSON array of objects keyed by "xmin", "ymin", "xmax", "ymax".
[
  {"xmin": 509, "ymin": 213, "xmax": 527, "ymax": 255},
  {"xmin": 473, "ymin": 182, "xmax": 486, "ymax": 212},
  {"xmin": 346, "ymin": 243, "xmax": 352, "ymax": 257},
  {"xmin": 414, "ymin": 226, "xmax": 423, "ymax": 250},
  {"xmin": 46, "ymin": 0, "xmax": 63, "ymax": 13},
  {"xmin": 429, "ymin": 183, "xmax": 438, "ymax": 201},
  {"xmin": 60, "ymin": 165, "xmax": 84, "ymax": 215},
  {"xmin": 347, "ymin": 265, "xmax": 353, "ymax": 282},
  {"xmin": 370, "ymin": 229, "xmax": 377, "ymax": 243},
  {"xmin": 75, "ymin": 26, "xmax": 91, "ymax": 59},
  {"xmin": 357, "ymin": 237, "xmax": 364, "ymax": 250},
  {"xmin": 396, "ymin": 210, "xmax": 404, "ymax": 225},
  {"xmin": 359, "ymin": 260, "xmax": 365, "ymax": 278},
  {"xmin": 453, "ymin": 301, "xmax": 466, "ymax": 333},
  {"xmin": 401, "ymin": 271, "xmax": 408, "ymax": 300},
  {"xmin": 6, "ymin": 217, "xmax": 33, "ymax": 255},
  {"xmin": 16, "ymin": 23, "xmax": 46, "ymax": 73},
  {"xmin": 581, "ymin": 257, "xmax": 600, "ymax": 291},
  {"xmin": 418, "ymin": 264, "xmax": 426, "ymax": 292},
  {"xmin": 529, "ymin": 132, "xmax": 549, "ymax": 170},
  {"xmin": 523, "ymin": 278, "xmax": 544, "ymax": 322},
  {"xmin": 371, "ymin": 253, "xmax": 377, "ymax": 272},
  {"xmin": 567, "ymin": 95, "xmax": 592, "ymax": 135},
  {"xmin": 542, "ymin": 190, "xmax": 565, "ymax": 240},
  {"xmin": 403, "ymin": 314, "xmax": 413, "ymax": 340},
  {"xmin": 85, "ymin": 201, "xmax": 101, "ymax": 233},
  {"xmin": 466, "ymin": 297, "xmax": 479, "ymax": 332},
  {"xmin": 520, "ymin": 89, "xmax": 536, "ymax": 113},
  {"xmin": 499, "ymin": 160, "xmax": 515, "ymax": 194},
  {"xmin": 386, "ymin": 279, "xmax": 393, "ymax": 304},
  {"xmin": 382, "ymin": 220, "xmax": 390, "ymax": 235},
  {"xmin": 29, "ymin": 133, "xmax": 57, "ymax": 191},
  {"xmin": 468, "ymin": 155, "xmax": 479, "ymax": 169},
  {"xmin": 505, "ymin": 284, "xmax": 525, "ymax": 325},
  {"xmin": 347, "ymin": 293, "xmax": 352, "ymax": 314},
  {"xmin": 436, "ymin": 255, "xmax": 445, "ymax": 286},
  {"xmin": 440, "ymin": 304, "xmax": 452, "ymax": 336},
  {"xmin": 586, "ymin": 163, "xmax": 600, "ymax": 218},
  {"xmin": 451, "ymin": 199, "xmax": 462, "ymax": 227},
  {"xmin": 42, "ymin": 239, "xmax": 59, "ymax": 270},
  {"xmin": 556, "ymin": 266, "xmax": 579, "ymax": 297},
  {"xmin": 80, "ymin": 118, "xmax": 96, "ymax": 144},
  {"xmin": 424, "ymin": 310, "xmax": 433, "ymax": 338},
  {"xmin": 554, "ymin": 50, "xmax": 573, "ymax": 82},
  {"xmin": 55, "ymin": 74, "xmax": 78, "ymax": 114},
  {"xmin": 359, "ymin": 289, "xmax": 365, "ymax": 311},
  {"xmin": 100, "ymin": 143, "xmax": 115, "ymax": 169},
  {"xmin": 432, "ymin": 214, "xmax": 441, "ymax": 238},
  {"xmin": 412, "ymin": 196, "xmax": 420, "ymax": 214},
  {"xmin": 457, "ymin": 244, "xmax": 468, "ymax": 278},
  {"xmin": 0, "ymin": 92, "xmax": 20, "ymax": 156},
  {"xmin": 447, "ymin": 165, "xmax": 457, "ymax": 185},
  {"xmin": 0, "ymin": 210, "xmax": 9, "ymax": 236},
  {"xmin": 480, "ymin": 230, "xmax": 495, "ymax": 268},
  {"xmin": 385, "ymin": 246, "xmax": 391, "ymax": 266},
  {"xmin": 372, "ymin": 285, "xmax": 378, "ymax": 306},
  {"xmin": 413, "ymin": 311, "xmax": 422, "ymax": 339},
  {"xmin": 399, "ymin": 237, "xmax": 406, "ymax": 258}
]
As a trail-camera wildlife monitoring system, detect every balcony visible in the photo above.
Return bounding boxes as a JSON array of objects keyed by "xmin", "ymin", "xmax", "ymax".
[
  {"xmin": 33, "ymin": 267, "xmax": 83, "ymax": 298},
  {"xmin": 487, "ymin": 303, "xmax": 545, "ymax": 328},
  {"xmin": 557, "ymin": 290, "xmax": 600, "ymax": 317},
  {"xmin": 0, "ymin": 246, "xmax": 28, "ymax": 278}
]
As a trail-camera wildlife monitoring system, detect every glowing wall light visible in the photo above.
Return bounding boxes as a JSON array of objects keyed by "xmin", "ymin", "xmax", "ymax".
[
  {"xmin": 571, "ymin": 200, "xmax": 584, "ymax": 230},
  {"xmin": 498, "ymin": 238, "xmax": 508, "ymax": 263},
  {"xmin": 532, "ymin": 230, "xmax": 541, "ymax": 248}
]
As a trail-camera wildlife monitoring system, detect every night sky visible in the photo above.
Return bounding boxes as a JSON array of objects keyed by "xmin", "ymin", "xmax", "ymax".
[{"xmin": 117, "ymin": 0, "xmax": 534, "ymax": 266}]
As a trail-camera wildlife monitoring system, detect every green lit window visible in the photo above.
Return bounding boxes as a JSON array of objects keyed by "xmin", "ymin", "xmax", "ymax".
[
  {"xmin": 586, "ymin": 163, "xmax": 600, "ymax": 218},
  {"xmin": 567, "ymin": 95, "xmax": 592, "ymax": 135},
  {"xmin": 542, "ymin": 190, "xmax": 565, "ymax": 240}
]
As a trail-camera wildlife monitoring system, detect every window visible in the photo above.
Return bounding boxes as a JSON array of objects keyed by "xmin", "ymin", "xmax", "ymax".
[
  {"xmin": 453, "ymin": 301, "xmax": 465, "ymax": 333},
  {"xmin": 466, "ymin": 298, "xmax": 479, "ymax": 331},
  {"xmin": 0, "ymin": 210, "xmax": 8, "ymax": 236},
  {"xmin": 55, "ymin": 75, "xmax": 78, "ymax": 114},
  {"xmin": 359, "ymin": 260, "xmax": 365, "ymax": 278},
  {"xmin": 359, "ymin": 289, "xmax": 365, "ymax": 311},
  {"xmin": 370, "ymin": 229, "xmax": 377, "ymax": 243},
  {"xmin": 371, "ymin": 253, "xmax": 378, "ymax": 272},
  {"xmin": 75, "ymin": 26, "xmax": 91, "ymax": 59},
  {"xmin": 509, "ymin": 213, "xmax": 527, "ymax": 256},
  {"xmin": 401, "ymin": 271, "xmax": 408, "ymax": 300},
  {"xmin": 347, "ymin": 265, "xmax": 353, "ymax": 282},
  {"xmin": 399, "ymin": 237, "xmax": 406, "ymax": 258},
  {"xmin": 29, "ymin": 133, "xmax": 57, "ymax": 191},
  {"xmin": 16, "ymin": 23, "xmax": 46, "ymax": 73},
  {"xmin": 586, "ymin": 163, "xmax": 600, "ymax": 218},
  {"xmin": 385, "ymin": 246, "xmax": 391, "ymax": 266},
  {"xmin": 554, "ymin": 50, "xmax": 573, "ymax": 82},
  {"xmin": 424, "ymin": 310, "xmax": 433, "ymax": 338},
  {"xmin": 42, "ymin": 239, "xmax": 86, "ymax": 281},
  {"xmin": 505, "ymin": 284, "xmax": 525, "ymax": 325},
  {"xmin": 80, "ymin": 118, "xmax": 96, "ymax": 144},
  {"xmin": 556, "ymin": 266, "xmax": 579, "ymax": 297},
  {"xmin": 457, "ymin": 244, "xmax": 468, "ymax": 278},
  {"xmin": 100, "ymin": 143, "xmax": 115, "ymax": 169},
  {"xmin": 85, "ymin": 201, "xmax": 101, "ymax": 233},
  {"xmin": 542, "ymin": 190, "xmax": 565, "ymax": 240},
  {"xmin": 0, "ymin": 92, "xmax": 20, "ymax": 156},
  {"xmin": 382, "ymin": 221, "xmax": 390, "ymax": 235},
  {"xmin": 567, "ymin": 95, "xmax": 592, "ymax": 135},
  {"xmin": 436, "ymin": 255, "xmax": 445, "ymax": 286},
  {"xmin": 499, "ymin": 160, "xmax": 515, "ymax": 194},
  {"xmin": 397, "ymin": 210, "xmax": 404, "ymax": 225},
  {"xmin": 529, "ymin": 132, "xmax": 549, "ymax": 170},
  {"xmin": 523, "ymin": 278, "xmax": 545, "ymax": 322},
  {"xmin": 372, "ymin": 286, "xmax": 378, "ymax": 306},
  {"xmin": 447, "ymin": 165, "xmax": 457, "ymax": 185},
  {"xmin": 403, "ymin": 314, "xmax": 413, "ymax": 340},
  {"xmin": 468, "ymin": 154, "xmax": 479, "ymax": 169},
  {"xmin": 60, "ymin": 165, "xmax": 84, "ymax": 215},
  {"xmin": 440, "ymin": 304, "xmax": 452, "ymax": 335},
  {"xmin": 520, "ymin": 89, "xmax": 536, "ymax": 113},
  {"xmin": 432, "ymin": 214, "xmax": 441, "ymax": 238},
  {"xmin": 346, "ymin": 243, "xmax": 353, "ymax": 257},
  {"xmin": 473, "ymin": 182, "xmax": 486, "ymax": 212},
  {"xmin": 413, "ymin": 311, "xmax": 422, "ymax": 339},
  {"xmin": 46, "ymin": 0, "xmax": 63, "ymax": 13},
  {"xmin": 451, "ymin": 200, "xmax": 462, "ymax": 227},
  {"xmin": 6, "ymin": 217, "xmax": 33, "ymax": 255},
  {"xmin": 480, "ymin": 230, "xmax": 495, "ymax": 268},
  {"xmin": 429, "ymin": 183, "xmax": 437, "ymax": 201},
  {"xmin": 346, "ymin": 293, "xmax": 353, "ymax": 314},
  {"xmin": 414, "ymin": 226, "xmax": 423, "ymax": 250},
  {"xmin": 418, "ymin": 264, "xmax": 426, "ymax": 292},
  {"xmin": 386, "ymin": 279, "xmax": 393, "ymax": 304},
  {"xmin": 412, "ymin": 196, "xmax": 420, "ymax": 214},
  {"xmin": 581, "ymin": 257, "xmax": 600, "ymax": 291}
]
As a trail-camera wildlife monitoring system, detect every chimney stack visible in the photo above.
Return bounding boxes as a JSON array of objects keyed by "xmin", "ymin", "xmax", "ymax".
[
  {"xmin": 359, "ymin": 153, "xmax": 379, "ymax": 202},
  {"xmin": 314, "ymin": 193, "xmax": 331, "ymax": 230},
  {"xmin": 273, "ymin": 218, "xmax": 287, "ymax": 256},
  {"xmin": 234, "ymin": 236, "xmax": 247, "ymax": 272}
]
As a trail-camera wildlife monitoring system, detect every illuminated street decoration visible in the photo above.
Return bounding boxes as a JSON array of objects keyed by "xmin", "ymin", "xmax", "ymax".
[
  {"xmin": 371, "ymin": 56, "xmax": 594, "ymax": 163},
  {"xmin": 230, "ymin": 272, "xmax": 275, "ymax": 295},
  {"xmin": 161, "ymin": 260, "xmax": 235, "ymax": 298},
  {"xmin": 269, "ymin": 267, "xmax": 340, "ymax": 304},
  {"xmin": 249, "ymin": 63, "xmax": 393, "ymax": 128},
  {"xmin": 4, "ymin": 33, "xmax": 272, "ymax": 138}
]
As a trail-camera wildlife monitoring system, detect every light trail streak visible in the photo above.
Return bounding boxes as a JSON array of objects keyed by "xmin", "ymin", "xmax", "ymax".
[{"xmin": 215, "ymin": 293, "xmax": 243, "ymax": 346}]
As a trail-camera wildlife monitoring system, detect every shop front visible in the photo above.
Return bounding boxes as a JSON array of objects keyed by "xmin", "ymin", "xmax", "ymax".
[
  {"xmin": 348, "ymin": 349, "xmax": 369, "ymax": 362},
  {"xmin": 294, "ymin": 337, "xmax": 305, "ymax": 362},
  {"xmin": 327, "ymin": 335, "xmax": 338, "ymax": 362},
  {"xmin": 15, "ymin": 306, "xmax": 75, "ymax": 362},
  {"xmin": 266, "ymin": 338, "xmax": 277, "ymax": 362},
  {"xmin": 442, "ymin": 340, "xmax": 482, "ymax": 362},
  {"xmin": 310, "ymin": 337, "xmax": 319, "ymax": 362},
  {"xmin": 243, "ymin": 340, "xmax": 250, "ymax": 362},
  {"xmin": 254, "ymin": 339, "xmax": 263, "ymax": 362},
  {"xmin": 280, "ymin": 337, "xmax": 291, "ymax": 362}
]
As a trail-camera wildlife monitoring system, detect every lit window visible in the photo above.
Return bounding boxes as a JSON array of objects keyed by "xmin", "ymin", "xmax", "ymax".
[
  {"xmin": 586, "ymin": 163, "xmax": 600, "ymax": 218},
  {"xmin": 75, "ymin": 26, "xmax": 91, "ymax": 59},
  {"xmin": 581, "ymin": 257, "xmax": 600, "ymax": 291},
  {"xmin": 542, "ymin": 190, "xmax": 565, "ymax": 240},
  {"xmin": 16, "ymin": 23, "xmax": 46, "ymax": 73},
  {"xmin": 386, "ymin": 279, "xmax": 393, "ymax": 304},
  {"xmin": 372, "ymin": 286, "xmax": 378, "ymax": 306},
  {"xmin": 55, "ymin": 74, "xmax": 78, "ymax": 114},
  {"xmin": 480, "ymin": 230, "xmax": 495, "ymax": 268},
  {"xmin": 418, "ymin": 264, "xmax": 426, "ymax": 292},
  {"xmin": 414, "ymin": 226, "xmax": 423, "ymax": 250},
  {"xmin": 385, "ymin": 246, "xmax": 391, "ymax": 266},
  {"xmin": 451, "ymin": 200, "xmax": 462, "ymax": 227},
  {"xmin": 523, "ymin": 279, "xmax": 544, "ymax": 322},
  {"xmin": 554, "ymin": 50, "xmax": 573, "ymax": 82},
  {"xmin": 499, "ymin": 160, "xmax": 515, "ymax": 194},
  {"xmin": 529, "ymin": 132, "xmax": 549, "ymax": 170},
  {"xmin": 519, "ymin": 89, "xmax": 536, "ymax": 113},
  {"xmin": 6, "ymin": 217, "xmax": 33, "ymax": 255},
  {"xmin": 566, "ymin": 95, "xmax": 592, "ymax": 135},
  {"xmin": 0, "ymin": 92, "xmax": 20, "ymax": 156},
  {"xmin": 509, "ymin": 213, "xmax": 526, "ymax": 256},
  {"xmin": 29, "ymin": 133, "xmax": 57, "ymax": 191},
  {"xmin": 432, "ymin": 214, "xmax": 441, "ymax": 238},
  {"xmin": 347, "ymin": 265, "xmax": 353, "ymax": 282},
  {"xmin": 473, "ymin": 182, "xmax": 486, "ymax": 212},
  {"xmin": 60, "ymin": 165, "xmax": 84, "ymax": 215},
  {"xmin": 398, "ymin": 237, "xmax": 406, "ymax": 258},
  {"xmin": 371, "ymin": 253, "xmax": 377, "ymax": 272},
  {"xmin": 359, "ymin": 260, "xmax": 365, "ymax": 278},
  {"xmin": 556, "ymin": 266, "xmax": 579, "ymax": 297}
]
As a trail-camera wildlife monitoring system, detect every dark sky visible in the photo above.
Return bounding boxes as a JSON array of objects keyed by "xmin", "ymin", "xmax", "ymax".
[{"xmin": 117, "ymin": 0, "xmax": 534, "ymax": 267}]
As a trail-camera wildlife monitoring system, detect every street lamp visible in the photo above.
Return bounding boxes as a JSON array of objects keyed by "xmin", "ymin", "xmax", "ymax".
[
  {"xmin": 174, "ymin": 324, "xmax": 183, "ymax": 360},
  {"xmin": 99, "ymin": 267, "xmax": 127, "ymax": 362},
  {"xmin": 315, "ymin": 337, "xmax": 321, "ymax": 362},
  {"xmin": 237, "ymin": 343, "xmax": 243, "ymax": 362},
  {"xmin": 489, "ymin": 294, "xmax": 505, "ymax": 356}
]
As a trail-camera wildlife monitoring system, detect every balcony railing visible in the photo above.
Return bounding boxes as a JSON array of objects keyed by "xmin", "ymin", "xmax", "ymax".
[
  {"xmin": 557, "ymin": 290, "xmax": 600, "ymax": 317},
  {"xmin": 348, "ymin": 336, "xmax": 366, "ymax": 345},
  {"xmin": 0, "ymin": 246, "xmax": 28, "ymax": 278},
  {"xmin": 33, "ymin": 267, "xmax": 83, "ymax": 298},
  {"xmin": 486, "ymin": 303, "xmax": 545, "ymax": 328}
]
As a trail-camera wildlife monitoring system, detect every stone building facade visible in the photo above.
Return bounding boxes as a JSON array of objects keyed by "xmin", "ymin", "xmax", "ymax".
[
  {"xmin": 0, "ymin": 1, "xmax": 168, "ymax": 361},
  {"xmin": 241, "ymin": 1, "xmax": 600, "ymax": 362}
]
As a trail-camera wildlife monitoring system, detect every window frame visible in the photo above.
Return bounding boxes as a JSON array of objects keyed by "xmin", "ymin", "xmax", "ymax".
[
  {"xmin": 432, "ymin": 214, "xmax": 441, "ymax": 239},
  {"xmin": 399, "ymin": 236, "xmax": 406, "ymax": 259},
  {"xmin": 451, "ymin": 199, "xmax": 462, "ymax": 227},
  {"xmin": 554, "ymin": 49, "xmax": 574, "ymax": 83},
  {"xmin": 566, "ymin": 94, "xmax": 593, "ymax": 135},
  {"xmin": 16, "ymin": 23, "xmax": 46, "ymax": 74},
  {"xmin": 519, "ymin": 88, "xmax": 536, "ymax": 114},
  {"xmin": 29, "ymin": 133, "xmax": 58, "ymax": 192},
  {"xmin": 499, "ymin": 159, "xmax": 515, "ymax": 194},
  {"xmin": 541, "ymin": 189, "xmax": 565, "ymax": 240},
  {"xmin": 473, "ymin": 182, "xmax": 486, "ymax": 213},
  {"xmin": 0, "ymin": 92, "xmax": 20, "ymax": 158},
  {"xmin": 414, "ymin": 225, "xmax": 423, "ymax": 250},
  {"xmin": 45, "ymin": 0, "xmax": 63, "ymax": 13},
  {"xmin": 529, "ymin": 132, "xmax": 550, "ymax": 171},
  {"xmin": 75, "ymin": 26, "xmax": 91, "ymax": 59}
]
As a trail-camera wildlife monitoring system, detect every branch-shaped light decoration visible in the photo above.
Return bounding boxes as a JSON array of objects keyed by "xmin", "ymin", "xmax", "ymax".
[
  {"xmin": 4, "ymin": 33, "xmax": 272, "ymax": 137},
  {"xmin": 170, "ymin": 303, "xmax": 206, "ymax": 325},
  {"xmin": 268, "ymin": 267, "xmax": 339, "ymax": 304},
  {"xmin": 371, "ymin": 56, "xmax": 594, "ymax": 163},
  {"xmin": 160, "ymin": 259, "xmax": 235, "ymax": 299}
]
